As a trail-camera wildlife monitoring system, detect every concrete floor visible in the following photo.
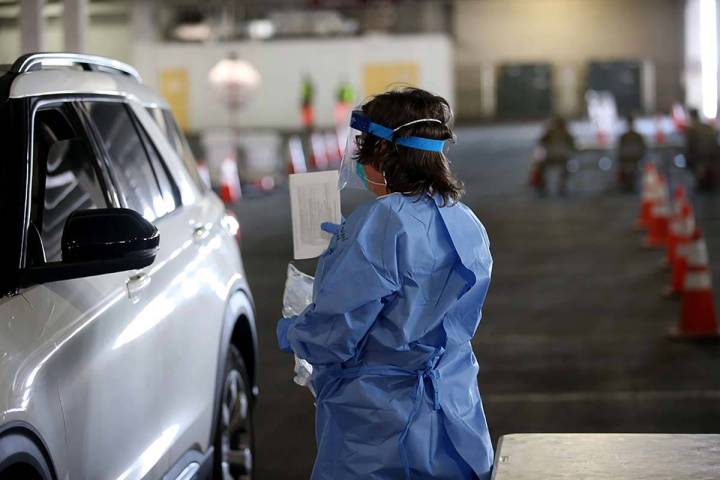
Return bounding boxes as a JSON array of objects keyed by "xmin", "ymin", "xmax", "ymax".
[{"xmin": 234, "ymin": 123, "xmax": 720, "ymax": 479}]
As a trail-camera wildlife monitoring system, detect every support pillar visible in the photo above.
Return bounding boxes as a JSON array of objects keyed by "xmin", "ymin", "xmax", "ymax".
[
  {"xmin": 64, "ymin": 0, "xmax": 88, "ymax": 52},
  {"xmin": 20, "ymin": 0, "xmax": 45, "ymax": 53},
  {"xmin": 131, "ymin": 0, "xmax": 157, "ymax": 43},
  {"xmin": 642, "ymin": 60, "xmax": 657, "ymax": 114},
  {"xmin": 480, "ymin": 63, "xmax": 496, "ymax": 119},
  {"xmin": 557, "ymin": 65, "xmax": 579, "ymax": 117}
]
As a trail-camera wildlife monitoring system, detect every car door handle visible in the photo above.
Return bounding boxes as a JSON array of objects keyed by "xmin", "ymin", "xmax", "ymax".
[
  {"xmin": 127, "ymin": 273, "xmax": 151, "ymax": 303},
  {"xmin": 192, "ymin": 223, "xmax": 211, "ymax": 242}
]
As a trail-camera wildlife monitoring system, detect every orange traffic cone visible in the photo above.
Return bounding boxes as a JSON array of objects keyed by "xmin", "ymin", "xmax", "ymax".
[
  {"xmin": 670, "ymin": 230, "xmax": 720, "ymax": 339},
  {"xmin": 324, "ymin": 131, "xmax": 341, "ymax": 168},
  {"xmin": 638, "ymin": 164, "xmax": 659, "ymax": 230},
  {"xmin": 287, "ymin": 135, "xmax": 307, "ymax": 174},
  {"xmin": 310, "ymin": 132, "xmax": 329, "ymax": 170},
  {"xmin": 218, "ymin": 157, "xmax": 241, "ymax": 204},
  {"xmin": 666, "ymin": 185, "xmax": 687, "ymax": 266},
  {"xmin": 667, "ymin": 200, "xmax": 696, "ymax": 297},
  {"xmin": 645, "ymin": 175, "xmax": 670, "ymax": 248}
]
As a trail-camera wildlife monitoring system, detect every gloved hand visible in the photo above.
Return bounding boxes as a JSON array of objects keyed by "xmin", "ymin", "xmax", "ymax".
[
  {"xmin": 320, "ymin": 222, "xmax": 340, "ymax": 235},
  {"xmin": 277, "ymin": 317, "xmax": 293, "ymax": 353},
  {"xmin": 320, "ymin": 216, "xmax": 345, "ymax": 235}
]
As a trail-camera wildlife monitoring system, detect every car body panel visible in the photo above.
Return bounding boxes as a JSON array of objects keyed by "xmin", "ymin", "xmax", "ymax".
[
  {"xmin": 19, "ymin": 272, "xmax": 173, "ymax": 480},
  {"xmin": 1, "ymin": 200, "xmax": 248, "ymax": 479},
  {"xmin": 0, "ymin": 59, "xmax": 256, "ymax": 479},
  {"xmin": 9, "ymin": 70, "xmax": 169, "ymax": 109},
  {"xmin": 0, "ymin": 294, "xmax": 69, "ymax": 479}
]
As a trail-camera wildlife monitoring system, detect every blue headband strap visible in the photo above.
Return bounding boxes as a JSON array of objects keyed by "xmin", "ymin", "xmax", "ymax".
[{"xmin": 350, "ymin": 111, "xmax": 446, "ymax": 153}]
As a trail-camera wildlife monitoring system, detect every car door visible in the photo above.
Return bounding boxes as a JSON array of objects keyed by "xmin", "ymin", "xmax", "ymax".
[
  {"xmin": 86, "ymin": 99, "xmax": 235, "ymax": 467},
  {"xmin": 127, "ymin": 102, "xmax": 239, "ymax": 463},
  {"xmin": 18, "ymin": 99, "xmax": 171, "ymax": 479}
]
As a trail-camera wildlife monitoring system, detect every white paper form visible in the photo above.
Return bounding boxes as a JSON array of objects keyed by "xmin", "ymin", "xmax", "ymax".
[{"xmin": 289, "ymin": 171, "xmax": 342, "ymax": 260}]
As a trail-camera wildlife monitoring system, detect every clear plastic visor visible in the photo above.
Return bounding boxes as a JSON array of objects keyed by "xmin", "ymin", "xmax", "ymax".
[
  {"xmin": 337, "ymin": 111, "xmax": 452, "ymax": 190},
  {"xmin": 338, "ymin": 126, "xmax": 367, "ymax": 190}
]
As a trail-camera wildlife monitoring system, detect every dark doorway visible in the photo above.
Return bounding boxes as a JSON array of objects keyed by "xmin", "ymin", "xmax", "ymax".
[
  {"xmin": 497, "ymin": 63, "xmax": 553, "ymax": 120},
  {"xmin": 587, "ymin": 60, "xmax": 643, "ymax": 116}
]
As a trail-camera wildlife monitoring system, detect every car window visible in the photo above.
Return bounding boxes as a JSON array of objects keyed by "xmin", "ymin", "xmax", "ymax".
[
  {"xmin": 135, "ymin": 116, "xmax": 181, "ymax": 212},
  {"xmin": 146, "ymin": 107, "xmax": 168, "ymax": 137},
  {"xmin": 146, "ymin": 106, "xmax": 207, "ymax": 192},
  {"xmin": 83, "ymin": 101, "xmax": 174, "ymax": 221},
  {"xmin": 30, "ymin": 106, "xmax": 108, "ymax": 263}
]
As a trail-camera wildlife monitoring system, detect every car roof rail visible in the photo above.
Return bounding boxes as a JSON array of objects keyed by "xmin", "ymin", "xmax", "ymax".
[{"xmin": 10, "ymin": 52, "xmax": 142, "ymax": 82}]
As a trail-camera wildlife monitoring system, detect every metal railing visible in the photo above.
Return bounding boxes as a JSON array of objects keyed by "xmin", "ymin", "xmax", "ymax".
[{"xmin": 10, "ymin": 52, "xmax": 142, "ymax": 82}]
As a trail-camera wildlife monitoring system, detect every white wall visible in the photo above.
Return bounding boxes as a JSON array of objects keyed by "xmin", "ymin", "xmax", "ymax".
[
  {"xmin": 454, "ymin": 0, "xmax": 685, "ymax": 118},
  {"xmin": 132, "ymin": 35, "xmax": 454, "ymax": 131},
  {"xmin": 0, "ymin": 13, "xmax": 132, "ymax": 64}
]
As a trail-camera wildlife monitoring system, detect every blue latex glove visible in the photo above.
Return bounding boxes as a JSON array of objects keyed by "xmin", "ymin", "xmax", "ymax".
[
  {"xmin": 277, "ymin": 317, "xmax": 294, "ymax": 353},
  {"xmin": 320, "ymin": 222, "xmax": 341, "ymax": 234},
  {"xmin": 321, "ymin": 215, "xmax": 345, "ymax": 235}
]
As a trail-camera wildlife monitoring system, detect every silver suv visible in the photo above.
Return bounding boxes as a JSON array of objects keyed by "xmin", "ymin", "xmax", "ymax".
[{"xmin": 0, "ymin": 53, "xmax": 257, "ymax": 480}]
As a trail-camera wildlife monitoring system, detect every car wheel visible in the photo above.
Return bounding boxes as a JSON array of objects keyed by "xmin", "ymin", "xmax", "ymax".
[
  {"xmin": 0, "ymin": 429, "xmax": 53, "ymax": 480},
  {"xmin": 214, "ymin": 345, "xmax": 254, "ymax": 480}
]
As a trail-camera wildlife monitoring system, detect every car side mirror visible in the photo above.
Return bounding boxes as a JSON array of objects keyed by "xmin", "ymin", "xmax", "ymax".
[{"xmin": 22, "ymin": 208, "xmax": 159, "ymax": 286}]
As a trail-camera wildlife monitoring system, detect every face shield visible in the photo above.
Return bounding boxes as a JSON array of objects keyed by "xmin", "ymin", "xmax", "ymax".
[{"xmin": 338, "ymin": 111, "xmax": 451, "ymax": 190}]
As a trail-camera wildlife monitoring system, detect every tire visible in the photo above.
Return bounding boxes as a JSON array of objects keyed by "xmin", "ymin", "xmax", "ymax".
[{"xmin": 213, "ymin": 345, "xmax": 255, "ymax": 480}]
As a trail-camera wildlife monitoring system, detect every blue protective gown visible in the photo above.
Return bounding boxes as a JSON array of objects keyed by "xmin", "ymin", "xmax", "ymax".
[{"xmin": 277, "ymin": 192, "xmax": 494, "ymax": 480}]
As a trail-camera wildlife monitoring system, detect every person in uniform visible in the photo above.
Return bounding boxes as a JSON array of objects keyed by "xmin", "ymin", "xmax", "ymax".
[
  {"xmin": 536, "ymin": 115, "xmax": 576, "ymax": 195},
  {"xmin": 685, "ymin": 108, "xmax": 720, "ymax": 191},
  {"xmin": 617, "ymin": 114, "xmax": 647, "ymax": 192},
  {"xmin": 278, "ymin": 88, "xmax": 494, "ymax": 480}
]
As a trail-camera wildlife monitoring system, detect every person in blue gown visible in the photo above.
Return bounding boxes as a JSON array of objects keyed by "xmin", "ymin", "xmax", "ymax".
[{"xmin": 278, "ymin": 87, "xmax": 494, "ymax": 480}]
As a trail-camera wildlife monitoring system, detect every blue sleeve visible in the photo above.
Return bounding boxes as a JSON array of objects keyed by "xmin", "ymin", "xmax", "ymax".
[{"xmin": 277, "ymin": 202, "xmax": 401, "ymax": 365}]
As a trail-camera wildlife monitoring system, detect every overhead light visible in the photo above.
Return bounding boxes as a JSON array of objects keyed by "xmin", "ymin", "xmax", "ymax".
[
  {"xmin": 700, "ymin": 0, "xmax": 717, "ymax": 119},
  {"xmin": 247, "ymin": 19, "xmax": 275, "ymax": 40},
  {"xmin": 172, "ymin": 9, "xmax": 210, "ymax": 42},
  {"xmin": 173, "ymin": 23, "xmax": 212, "ymax": 42}
]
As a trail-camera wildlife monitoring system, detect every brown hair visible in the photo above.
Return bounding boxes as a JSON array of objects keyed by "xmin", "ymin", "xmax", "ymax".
[{"xmin": 355, "ymin": 87, "xmax": 463, "ymax": 205}]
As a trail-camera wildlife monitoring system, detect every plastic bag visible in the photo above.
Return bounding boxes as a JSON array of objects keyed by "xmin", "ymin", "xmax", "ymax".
[
  {"xmin": 282, "ymin": 263, "xmax": 316, "ymax": 394},
  {"xmin": 282, "ymin": 263, "xmax": 315, "ymax": 317}
]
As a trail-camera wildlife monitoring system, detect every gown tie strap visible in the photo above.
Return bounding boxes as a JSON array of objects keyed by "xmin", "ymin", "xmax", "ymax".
[{"xmin": 333, "ymin": 349, "xmax": 445, "ymax": 479}]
